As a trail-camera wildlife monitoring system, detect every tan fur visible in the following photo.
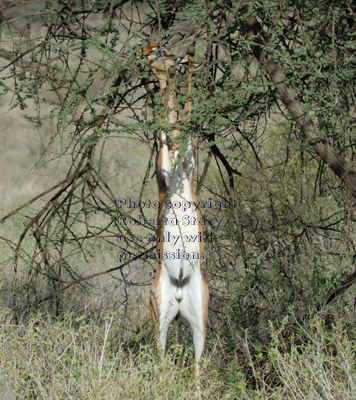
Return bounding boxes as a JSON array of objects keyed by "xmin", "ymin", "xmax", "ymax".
[
  {"xmin": 150, "ymin": 265, "xmax": 161, "ymax": 338},
  {"xmin": 143, "ymin": 42, "xmax": 209, "ymax": 357}
]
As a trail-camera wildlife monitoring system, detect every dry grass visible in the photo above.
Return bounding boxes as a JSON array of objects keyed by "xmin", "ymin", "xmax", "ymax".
[
  {"xmin": 0, "ymin": 310, "xmax": 230, "ymax": 399},
  {"xmin": 0, "ymin": 309, "xmax": 355, "ymax": 399}
]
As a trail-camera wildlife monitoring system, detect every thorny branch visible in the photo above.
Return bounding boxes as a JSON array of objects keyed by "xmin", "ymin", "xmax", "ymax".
[{"xmin": 0, "ymin": 1, "xmax": 355, "ymax": 319}]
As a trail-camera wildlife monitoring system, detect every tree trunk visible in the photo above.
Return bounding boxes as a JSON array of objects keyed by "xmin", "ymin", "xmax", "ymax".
[
  {"xmin": 240, "ymin": 12, "xmax": 356, "ymax": 305},
  {"xmin": 241, "ymin": 14, "xmax": 356, "ymax": 203}
]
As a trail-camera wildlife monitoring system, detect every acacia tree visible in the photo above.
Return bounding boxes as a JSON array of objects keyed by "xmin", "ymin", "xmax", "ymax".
[{"xmin": 0, "ymin": 0, "xmax": 355, "ymax": 340}]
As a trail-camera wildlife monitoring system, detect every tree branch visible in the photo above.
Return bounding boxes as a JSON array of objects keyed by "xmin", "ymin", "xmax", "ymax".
[{"xmin": 241, "ymin": 13, "xmax": 356, "ymax": 203}]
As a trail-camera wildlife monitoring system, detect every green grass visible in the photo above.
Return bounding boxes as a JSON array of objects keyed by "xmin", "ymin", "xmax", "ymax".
[
  {"xmin": 0, "ymin": 309, "xmax": 355, "ymax": 399},
  {"xmin": 0, "ymin": 310, "xmax": 229, "ymax": 399}
]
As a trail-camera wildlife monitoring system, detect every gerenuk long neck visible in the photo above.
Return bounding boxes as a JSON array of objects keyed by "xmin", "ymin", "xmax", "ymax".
[{"xmin": 149, "ymin": 51, "xmax": 199, "ymax": 258}]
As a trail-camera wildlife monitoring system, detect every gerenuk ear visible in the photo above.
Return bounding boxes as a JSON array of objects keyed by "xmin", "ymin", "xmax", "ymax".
[{"xmin": 141, "ymin": 43, "xmax": 161, "ymax": 56}]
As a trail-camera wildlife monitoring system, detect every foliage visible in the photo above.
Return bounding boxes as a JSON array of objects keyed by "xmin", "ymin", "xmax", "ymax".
[{"xmin": 0, "ymin": 0, "xmax": 356, "ymax": 396}]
